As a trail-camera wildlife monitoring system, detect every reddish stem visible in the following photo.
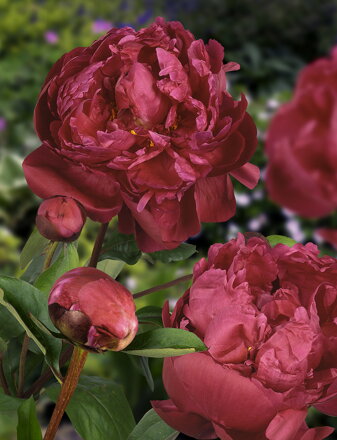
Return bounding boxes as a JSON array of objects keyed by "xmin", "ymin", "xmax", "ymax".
[{"xmin": 133, "ymin": 274, "xmax": 192, "ymax": 299}]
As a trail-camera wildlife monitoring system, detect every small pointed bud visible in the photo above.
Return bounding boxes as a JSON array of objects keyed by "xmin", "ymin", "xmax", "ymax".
[
  {"xmin": 48, "ymin": 267, "xmax": 138, "ymax": 352},
  {"xmin": 36, "ymin": 196, "xmax": 86, "ymax": 242}
]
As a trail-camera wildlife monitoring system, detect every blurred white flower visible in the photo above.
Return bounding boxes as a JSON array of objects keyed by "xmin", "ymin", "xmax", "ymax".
[
  {"xmin": 235, "ymin": 192, "xmax": 251, "ymax": 207},
  {"xmin": 247, "ymin": 214, "xmax": 267, "ymax": 231},
  {"xmin": 285, "ymin": 218, "xmax": 305, "ymax": 242}
]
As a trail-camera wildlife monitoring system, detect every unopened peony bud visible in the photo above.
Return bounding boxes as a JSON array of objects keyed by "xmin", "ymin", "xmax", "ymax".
[
  {"xmin": 48, "ymin": 267, "xmax": 138, "ymax": 352},
  {"xmin": 36, "ymin": 196, "xmax": 86, "ymax": 242}
]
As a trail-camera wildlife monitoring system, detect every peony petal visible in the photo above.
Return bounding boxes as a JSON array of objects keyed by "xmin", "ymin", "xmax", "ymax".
[
  {"xmin": 23, "ymin": 145, "xmax": 122, "ymax": 222},
  {"xmin": 163, "ymin": 353, "xmax": 277, "ymax": 432},
  {"xmin": 152, "ymin": 399, "xmax": 217, "ymax": 439},
  {"xmin": 230, "ymin": 163, "xmax": 260, "ymax": 189},
  {"xmin": 121, "ymin": 188, "xmax": 200, "ymax": 252},
  {"xmin": 195, "ymin": 174, "xmax": 236, "ymax": 222},
  {"xmin": 266, "ymin": 409, "xmax": 334, "ymax": 440},
  {"xmin": 266, "ymin": 409, "xmax": 307, "ymax": 440}
]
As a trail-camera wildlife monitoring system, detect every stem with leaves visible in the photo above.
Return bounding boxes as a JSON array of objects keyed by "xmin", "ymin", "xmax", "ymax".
[{"xmin": 43, "ymin": 221, "xmax": 109, "ymax": 440}]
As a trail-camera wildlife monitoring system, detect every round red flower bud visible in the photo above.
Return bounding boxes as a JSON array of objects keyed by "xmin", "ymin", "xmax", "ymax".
[
  {"xmin": 23, "ymin": 17, "xmax": 259, "ymax": 252},
  {"xmin": 152, "ymin": 234, "xmax": 337, "ymax": 439},
  {"xmin": 48, "ymin": 267, "xmax": 138, "ymax": 352},
  {"xmin": 36, "ymin": 196, "xmax": 86, "ymax": 242}
]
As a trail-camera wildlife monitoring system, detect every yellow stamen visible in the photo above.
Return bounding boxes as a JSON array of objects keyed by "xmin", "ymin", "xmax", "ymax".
[
  {"xmin": 149, "ymin": 140, "xmax": 155, "ymax": 147},
  {"xmin": 247, "ymin": 346, "xmax": 253, "ymax": 351},
  {"xmin": 130, "ymin": 129, "xmax": 137, "ymax": 135}
]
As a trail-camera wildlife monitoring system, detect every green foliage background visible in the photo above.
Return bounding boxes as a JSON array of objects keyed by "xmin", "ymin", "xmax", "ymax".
[{"xmin": 1, "ymin": 0, "xmax": 337, "ymax": 438}]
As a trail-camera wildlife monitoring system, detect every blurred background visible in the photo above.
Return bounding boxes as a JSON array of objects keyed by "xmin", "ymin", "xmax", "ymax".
[{"xmin": 1, "ymin": 0, "xmax": 337, "ymax": 438}]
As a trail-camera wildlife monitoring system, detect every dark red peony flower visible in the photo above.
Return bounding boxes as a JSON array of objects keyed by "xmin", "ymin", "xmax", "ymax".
[
  {"xmin": 152, "ymin": 234, "xmax": 337, "ymax": 439},
  {"xmin": 36, "ymin": 196, "xmax": 86, "ymax": 242},
  {"xmin": 265, "ymin": 47, "xmax": 337, "ymax": 218},
  {"xmin": 48, "ymin": 267, "xmax": 138, "ymax": 352},
  {"xmin": 23, "ymin": 18, "xmax": 258, "ymax": 252}
]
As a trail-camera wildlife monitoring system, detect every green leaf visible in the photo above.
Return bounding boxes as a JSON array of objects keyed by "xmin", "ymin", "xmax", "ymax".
[
  {"xmin": 149, "ymin": 243, "xmax": 196, "ymax": 263},
  {"xmin": 128, "ymin": 409, "xmax": 178, "ymax": 440},
  {"xmin": 0, "ymin": 389, "xmax": 22, "ymax": 412},
  {"xmin": 97, "ymin": 259, "xmax": 125, "ymax": 279},
  {"xmin": 139, "ymin": 356, "xmax": 154, "ymax": 391},
  {"xmin": 20, "ymin": 228, "xmax": 49, "ymax": 270},
  {"xmin": 46, "ymin": 376, "xmax": 135, "ymax": 440},
  {"xmin": 0, "ymin": 336, "xmax": 7, "ymax": 352},
  {"xmin": 100, "ymin": 231, "xmax": 141, "ymax": 265},
  {"xmin": 0, "ymin": 277, "xmax": 62, "ymax": 377},
  {"xmin": 267, "ymin": 235, "xmax": 297, "ymax": 248},
  {"xmin": 34, "ymin": 243, "xmax": 79, "ymax": 293},
  {"xmin": 124, "ymin": 328, "xmax": 207, "ymax": 358},
  {"xmin": 136, "ymin": 306, "xmax": 163, "ymax": 327},
  {"xmin": 17, "ymin": 397, "xmax": 42, "ymax": 440}
]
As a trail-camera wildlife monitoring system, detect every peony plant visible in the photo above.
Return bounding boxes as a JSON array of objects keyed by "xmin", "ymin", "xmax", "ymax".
[{"xmin": 1, "ymin": 16, "xmax": 336, "ymax": 440}]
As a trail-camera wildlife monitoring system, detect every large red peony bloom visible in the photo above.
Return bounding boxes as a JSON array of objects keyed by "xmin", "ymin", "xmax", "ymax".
[
  {"xmin": 23, "ymin": 17, "xmax": 258, "ymax": 251},
  {"xmin": 152, "ymin": 234, "xmax": 337, "ymax": 439},
  {"xmin": 265, "ymin": 47, "xmax": 337, "ymax": 218}
]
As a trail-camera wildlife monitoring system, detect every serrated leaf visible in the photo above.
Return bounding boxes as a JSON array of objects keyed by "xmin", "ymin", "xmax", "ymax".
[
  {"xmin": 0, "ymin": 278, "xmax": 62, "ymax": 377},
  {"xmin": 128, "ymin": 409, "xmax": 178, "ymax": 440},
  {"xmin": 20, "ymin": 228, "xmax": 49, "ymax": 269},
  {"xmin": 17, "ymin": 397, "xmax": 42, "ymax": 440},
  {"xmin": 34, "ymin": 243, "xmax": 79, "ymax": 293},
  {"xmin": 267, "ymin": 235, "xmax": 297, "ymax": 248},
  {"xmin": 149, "ymin": 243, "xmax": 196, "ymax": 263},
  {"xmin": 46, "ymin": 376, "xmax": 135, "ymax": 440},
  {"xmin": 124, "ymin": 328, "xmax": 207, "ymax": 358},
  {"xmin": 136, "ymin": 306, "xmax": 163, "ymax": 327},
  {"xmin": 100, "ymin": 231, "xmax": 141, "ymax": 265},
  {"xmin": 97, "ymin": 259, "xmax": 125, "ymax": 278}
]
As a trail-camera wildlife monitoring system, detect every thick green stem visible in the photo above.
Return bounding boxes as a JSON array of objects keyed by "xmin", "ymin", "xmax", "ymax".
[
  {"xmin": 43, "ymin": 347, "xmax": 87, "ymax": 440},
  {"xmin": 133, "ymin": 274, "xmax": 193, "ymax": 299}
]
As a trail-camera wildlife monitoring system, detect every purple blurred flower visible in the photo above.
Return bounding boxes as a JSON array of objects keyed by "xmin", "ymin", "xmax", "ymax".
[
  {"xmin": 92, "ymin": 19, "xmax": 112, "ymax": 34},
  {"xmin": 0, "ymin": 117, "xmax": 7, "ymax": 132},
  {"xmin": 44, "ymin": 31, "xmax": 59, "ymax": 44},
  {"xmin": 137, "ymin": 9, "xmax": 153, "ymax": 25}
]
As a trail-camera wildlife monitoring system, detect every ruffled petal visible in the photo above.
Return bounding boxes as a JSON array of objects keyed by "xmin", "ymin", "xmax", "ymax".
[{"xmin": 23, "ymin": 145, "xmax": 122, "ymax": 222}]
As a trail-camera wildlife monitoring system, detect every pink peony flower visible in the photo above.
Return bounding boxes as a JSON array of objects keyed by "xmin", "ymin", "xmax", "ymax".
[
  {"xmin": 265, "ymin": 47, "xmax": 337, "ymax": 218},
  {"xmin": 23, "ymin": 17, "xmax": 259, "ymax": 252},
  {"xmin": 48, "ymin": 267, "xmax": 138, "ymax": 352},
  {"xmin": 36, "ymin": 196, "xmax": 86, "ymax": 242},
  {"xmin": 152, "ymin": 234, "xmax": 337, "ymax": 439}
]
